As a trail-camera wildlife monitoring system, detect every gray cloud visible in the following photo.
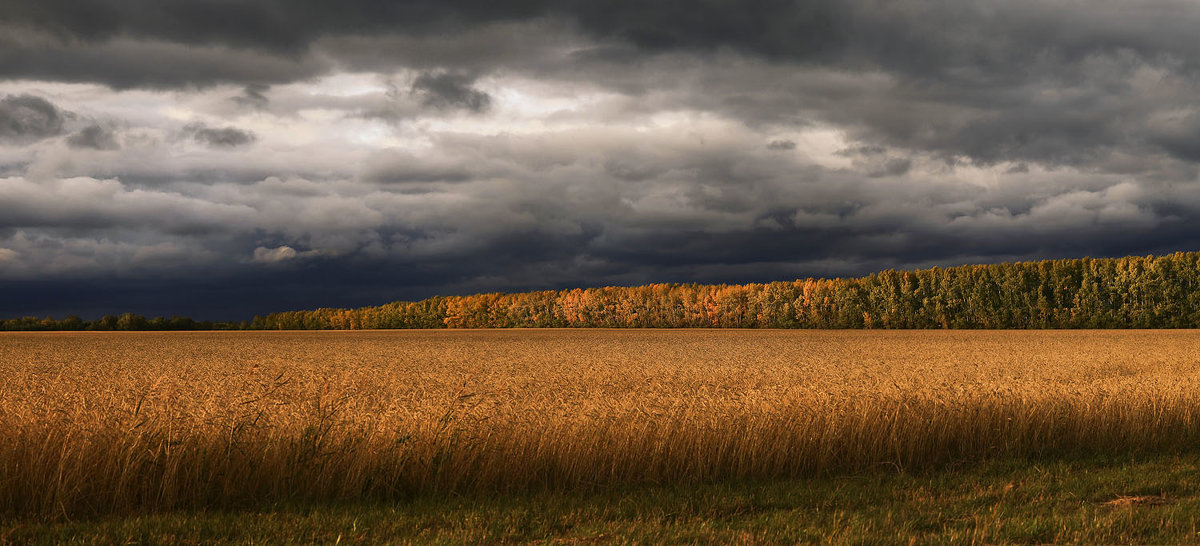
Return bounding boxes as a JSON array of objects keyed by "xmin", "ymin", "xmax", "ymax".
[
  {"xmin": 182, "ymin": 122, "xmax": 256, "ymax": 148},
  {"xmin": 411, "ymin": 71, "xmax": 492, "ymax": 113},
  {"xmin": 66, "ymin": 124, "xmax": 119, "ymax": 150},
  {"xmin": 0, "ymin": 94, "xmax": 67, "ymax": 143},
  {"xmin": 232, "ymin": 84, "xmax": 270, "ymax": 110},
  {"xmin": 361, "ymin": 151, "xmax": 478, "ymax": 184}
]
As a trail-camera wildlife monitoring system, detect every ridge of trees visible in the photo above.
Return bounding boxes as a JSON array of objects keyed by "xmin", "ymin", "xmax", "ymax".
[
  {"xmin": 0, "ymin": 314, "xmax": 248, "ymax": 332},
  {"xmin": 6, "ymin": 252, "xmax": 1200, "ymax": 331},
  {"xmin": 251, "ymin": 252, "xmax": 1200, "ymax": 330}
]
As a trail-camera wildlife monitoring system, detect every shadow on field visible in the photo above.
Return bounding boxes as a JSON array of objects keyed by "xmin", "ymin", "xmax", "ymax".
[{"xmin": 4, "ymin": 452, "xmax": 1199, "ymax": 544}]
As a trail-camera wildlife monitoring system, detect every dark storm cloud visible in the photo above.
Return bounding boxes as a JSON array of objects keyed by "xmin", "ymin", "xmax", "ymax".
[
  {"xmin": 12, "ymin": 0, "xmax": 1200, "ymax": 320},
  {"xmin": 1144, "ymin": 112, "xmax": 1200, "ymax": 163},
  {"xmin": 0, "ymin": 1, "xmax": 1197, "ymax": 85},
  {"xmin": 0, "ymin": 1, "xmax": 1190, "ymax": 77},
  {"xmin": 5, "ymin": 0, "xmax": 1200, "ymax": 169},
  {"xmin": 0, "ymin": 1, "xmax": 840, "ymax": 91},
  {"xmin": 66, "ymin": 124, "xmax": 119, "ymax": 150},
  {"xmin": 0, "ymin": 0, "xmax": 554, "ymax": 54},
  {"xmin": 181, "ymin": 122, "xmax": 256, "ymax": 148},
  {"xmin": 0, "ymin": 1, "xmax": 544, "ymax": 88},
  {"xmin": 555, "ymin": 1, "xmax": 1200, "ymax": 172},
  {"xmin": 0, "ymin": 94, "xmax": 67, "ymax": 143},
  {"xmin": 567, "ymin": 0, "xmax": 847, "ymax": 59},
  {"xmin": 411, "ymin": 71, "xmax": 491, "ymax": 113},
  {"xmin": 0, "ymin": 27, "xmax": 327, "ymax": 88},
  {"xmin": 0, "ymin": 0, "xmax": 857, "ymax": 67},
  {"xmin": 3, "ymin": 159, "xmax": 1197, "ymax": 320}
]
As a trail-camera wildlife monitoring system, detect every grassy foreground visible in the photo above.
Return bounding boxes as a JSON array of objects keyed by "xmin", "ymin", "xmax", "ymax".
[{"xmin": 5, "ymin": 453, "xmax": 1200, "ymax": 544}]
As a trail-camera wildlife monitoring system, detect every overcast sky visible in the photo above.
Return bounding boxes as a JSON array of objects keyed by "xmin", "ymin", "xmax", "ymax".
[{"xmin": 4, "ymin": 1, "xmax": 1200, "ymax": 319}]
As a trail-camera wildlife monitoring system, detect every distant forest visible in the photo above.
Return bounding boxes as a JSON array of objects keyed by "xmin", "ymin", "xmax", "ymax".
[
  {"xmin": 0, "ymin": 314, "xmax": 248, "ymax": 332},
  {"xmin": 6, "ymin": 252, "xmax": 1200, "ymax": 331}
]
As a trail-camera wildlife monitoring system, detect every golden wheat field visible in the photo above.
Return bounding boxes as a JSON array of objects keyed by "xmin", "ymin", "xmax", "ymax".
[{"xmin": 3, "ymin": 329, "xmax": 1200, "ymax": 517}]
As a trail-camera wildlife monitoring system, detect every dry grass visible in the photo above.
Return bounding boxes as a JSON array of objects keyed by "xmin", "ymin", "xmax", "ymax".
[
  {"xmin": 3, "ymin": 329, "xmax": 1200, "ymax": 517},
  {"xmin": 1102, "ymin": 495, "xmax": 1172, "ymax": 507}
]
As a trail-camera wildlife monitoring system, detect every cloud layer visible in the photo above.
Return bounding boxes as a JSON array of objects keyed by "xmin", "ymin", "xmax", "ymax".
[{"xmin": 3, "ymin": 0, "xmax": 1200, "ymax": 318}]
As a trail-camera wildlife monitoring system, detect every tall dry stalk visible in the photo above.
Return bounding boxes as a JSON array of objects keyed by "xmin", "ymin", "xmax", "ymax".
[{"xmin": 2, "ymin": 330, "xmax": 1199, "ymax": 517}]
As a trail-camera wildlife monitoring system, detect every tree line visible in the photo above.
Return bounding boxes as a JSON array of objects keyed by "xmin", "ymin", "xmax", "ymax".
[
  {"xmin": 251, "ymin": 252, "xmax": 1200, "ymax": 330},
  {"xmin": 0, "ymin": 314, "xmax": 248, "ymax": 332},
  {"xmin": 7, "ymin": 252, "xmax": 1200, "ymax": 330}
]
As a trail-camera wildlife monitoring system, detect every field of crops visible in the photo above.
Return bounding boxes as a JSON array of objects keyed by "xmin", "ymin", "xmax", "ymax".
[{"xmin": 3, "ymin": 329, "xmax": 1200, "ymax": 518}]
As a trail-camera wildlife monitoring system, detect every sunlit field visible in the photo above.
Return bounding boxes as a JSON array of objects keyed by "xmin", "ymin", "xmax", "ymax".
[{"xmin": 4, "ymin": 329, "xmax": 1200, "ymax": 521}]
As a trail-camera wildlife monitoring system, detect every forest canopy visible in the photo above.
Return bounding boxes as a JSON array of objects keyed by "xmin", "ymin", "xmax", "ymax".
[{"xmin": 6, "ymin": 252, "xmax": 1200, "ymax": 330}]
